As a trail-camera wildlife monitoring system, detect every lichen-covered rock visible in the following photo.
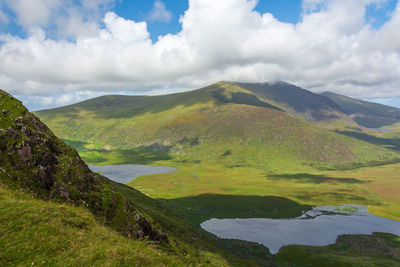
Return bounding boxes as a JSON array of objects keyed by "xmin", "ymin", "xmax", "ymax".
[{"xmin": 0, "ymin": 89, "xmax": 168, "ymax": 243}]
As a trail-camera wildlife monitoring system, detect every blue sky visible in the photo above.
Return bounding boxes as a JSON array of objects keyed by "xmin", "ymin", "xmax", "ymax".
[
  {"xmin": 2, "ymin": 0, "xmax": 397, "ymax": 42},
  {"xmin": 0, "ymin": 0, "xmax": 400, "ymax": 110},
  {"xmin": 112, "ymin": 0, "xmax": 304, "ymax": 42},
  {"xmin": 119, "ymin": 0, "xmax": 397, "ymax": 41}
]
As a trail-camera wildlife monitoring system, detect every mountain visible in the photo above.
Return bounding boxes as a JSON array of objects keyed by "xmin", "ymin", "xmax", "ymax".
[
  {"xmin": 235, "ymin": 81, "xmax": 345, "ymax": 122},
  {"xmin": 0, "ymin": 89, "xmax": 268, "ymax": 266},
  {"xmin": 322, "ymin": 91, "xmax": 400, "ymax": 128},
  {"xmin": 36, "ymin": 81, "xmax": 398, "ymax": 170}
]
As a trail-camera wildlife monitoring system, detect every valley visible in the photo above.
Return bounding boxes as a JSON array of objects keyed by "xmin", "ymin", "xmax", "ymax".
[{"xmin": 33, "ymin": 81, "xmax": 400, "ymax": 265}]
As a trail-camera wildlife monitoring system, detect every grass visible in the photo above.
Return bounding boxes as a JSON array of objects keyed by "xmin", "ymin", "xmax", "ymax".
[
  {"xmin": 276, "ymin": 233, "xmax": 400, "ymax": 266},
  {"xmin": 69, "ymin": 143, "xmax": 400, "ymax": 224},
  {"xmin": 0, "ymin": 185, "xmax": 187, "ymax": 266},
  {"xmin": 76, "ymin": 148, "xmax": 400, "ymax": 265}
]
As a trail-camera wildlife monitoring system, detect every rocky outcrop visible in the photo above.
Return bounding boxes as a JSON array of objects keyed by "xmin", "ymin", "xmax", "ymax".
[{"xmin": 0, "ymin": 89, "xmax": 167, "ymax": 242}]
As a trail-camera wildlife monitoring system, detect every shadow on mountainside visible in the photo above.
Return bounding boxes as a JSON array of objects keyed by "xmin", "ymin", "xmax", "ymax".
[
  {"xmin": 79, "ymin": 147, "xmax": 172, "ymax": 165},
  {"xmin": 268, "ymin": 173, "xmax": 369, "ymax": 184},
  {"xmin": 158, "ymin": 194, "xmax": 311, "ymax": 226},
  {"xmin": 335, "ymin": 130, "xmax": 400, "ymax": 152}
]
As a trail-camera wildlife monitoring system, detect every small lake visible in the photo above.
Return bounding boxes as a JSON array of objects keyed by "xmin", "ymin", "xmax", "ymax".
[
  {"xmin": 201, "ymin": 205, "xmax": 400, "ymax": 254},
  {"xmin": 369, "ymin": 128, "xmax": 394, "ymax": 132},
  {"xmin": 88, "ymin": 164, "xmax": 176, "ymax": 183}
]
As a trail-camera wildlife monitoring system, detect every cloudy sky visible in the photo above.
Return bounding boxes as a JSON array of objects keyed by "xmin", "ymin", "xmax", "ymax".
[{"xmin": 0, "ymin": 0, "xmax": 399, "ymax": 110}]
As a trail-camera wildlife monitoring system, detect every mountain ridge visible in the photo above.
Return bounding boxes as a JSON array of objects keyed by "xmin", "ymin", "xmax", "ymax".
[
  {"xmin": 322, "ymin": 91, "xmax": 400, "ymax": 128},
  {"xmin": 35, "ymin": 81, "xmax": 399, "ymax": 171}
]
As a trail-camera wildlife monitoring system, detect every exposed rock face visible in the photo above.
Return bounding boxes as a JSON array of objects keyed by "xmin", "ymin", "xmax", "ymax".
[{"xmin": 0, "ymin": 89, "xmax": 167, "ymax": 242}]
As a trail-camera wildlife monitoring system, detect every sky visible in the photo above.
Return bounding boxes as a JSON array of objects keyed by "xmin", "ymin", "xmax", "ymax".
[{"xmin": 0, "ymin": 0, "xmax": 399, "ymax": 110}]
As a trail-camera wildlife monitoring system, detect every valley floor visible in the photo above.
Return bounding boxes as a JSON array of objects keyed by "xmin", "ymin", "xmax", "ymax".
[
  {"xmin": 76, "ymin": 149, "xmax": 400, "ymax": 266},
  {"xmin": 81, "ymin": 149, "xmax": 400, "ymax": 222}
]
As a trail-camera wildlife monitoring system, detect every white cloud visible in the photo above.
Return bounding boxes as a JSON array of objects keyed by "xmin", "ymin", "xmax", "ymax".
[
  {"xmin": 148, "ymin": 0, "xmax": 173, "ymax": 23},
  {"xmin": 0, "ymin": 9, "xmax": 9, "ymax": 24},
  {"xmin": 0, "ymin": 0, "xmax": 400, "ymax": 110},
  {"xmin": 39, "ymin": 96, "xmax": 54, "ymax": 106},
  {"xmin": 5, "ymin": 0, "xmax": 61, "ymax": 28},
  {"xmin": 5, "ymin": 0, "xmax": 115, "ymax": 39}
]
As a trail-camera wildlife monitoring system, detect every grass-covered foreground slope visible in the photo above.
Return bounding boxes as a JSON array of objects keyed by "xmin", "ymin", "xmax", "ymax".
[
  {"xmin": 322, "ymin": 91, "xmax": 400, "ymax": 128},
  {"xmin": 36, "ymin": 81, "xmax": 398, "ymax": 171},
  {"xmin": 0, "ymin": 185, "xmax": 185, "ymax": 266},
  {"xmin": 1, "ymin": 89, "xmax": 274, "ymax": 266}
]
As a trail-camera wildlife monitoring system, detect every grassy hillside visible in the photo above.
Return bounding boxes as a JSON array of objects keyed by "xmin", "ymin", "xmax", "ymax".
[
  {"xmin": 0, "ymin": 185, "xmax": 185, "ymax": 266},
  {"xmin": 322, "ymin": 91, "xmax": 400, "ymax": 128},
  {"xmin": 36, "ymin": 82, "xmax": 398, "ymax": 171},
  {"xmin": 1, "ymin": 89, "xmax": 277, "ymax": 266},
  {"xmin": 276, "ymin": 233, "xmax": 400, "ymax": 266}
]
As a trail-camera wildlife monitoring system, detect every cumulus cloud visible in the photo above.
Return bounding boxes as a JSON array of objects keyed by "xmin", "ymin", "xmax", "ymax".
[
  {"xmin": 148, "ymin": 0, "xmax": 173, "ymax": 23},
  {"xmin": 0, "ymin": 0, "xmax": 400, "ymax": 110},
  {"xmin": 5, "ymin": 0, "xmax": 61, "ymax": 28},
  {"xmin": 5, "ymin": 0, "xmax": 114, "ymax": 38}
]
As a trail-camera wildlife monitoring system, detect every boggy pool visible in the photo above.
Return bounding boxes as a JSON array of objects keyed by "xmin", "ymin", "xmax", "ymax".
[
  {"xmin": 200, "ymin": 204, "xmax": 400, "ymax": 254},
  {"xmin": 88, "ymin": 164, "xmax": 176, "ymax": 183}
]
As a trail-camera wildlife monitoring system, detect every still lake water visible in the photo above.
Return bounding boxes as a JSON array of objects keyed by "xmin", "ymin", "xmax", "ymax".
[
  {"xmin": 201, "ymin": 205, "xmax": 400, "ymax": 254},
  {"xmin": 88, "ymin": 164, "xmax": 176, "ymax": 183}
]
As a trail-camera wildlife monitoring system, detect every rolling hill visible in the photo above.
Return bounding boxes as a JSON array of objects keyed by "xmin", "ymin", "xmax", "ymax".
[
  {"xmin": 36, "ymin": 81, "xmax": 398, "ymax": 171},
  {"xmin": 322, "ymin": 91, "xmax": 400, "ymax": 128},
  {"xmin": 0, "ymin": 89, "xmax": 273, "ymax": 266}
]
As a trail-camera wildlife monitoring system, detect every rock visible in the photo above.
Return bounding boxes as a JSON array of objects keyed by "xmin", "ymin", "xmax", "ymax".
[
  {"xmin": 18, "ymin": 144, "xmax": 32, "ymax": 164},
  {"xmin": 37, "ymin": 165, "xmax": 54, "ymax": 190},
  {"xmin": 156, "ymin": 230, "xmax": 169, "ymax": 242},
  {"xmin": 1, "ymin": 110, "xmax": 8, "ymax": 115},
  {"xmin": 6, "ymin": 127, "xmax": 19, "ymax": 139},
  {"xmin": 59, "ymin": 185, "xmax": 71, "ymax": 201},
  {"xmin": 14, "ymin": 116, "xmax": 24, "ymax": 124}
]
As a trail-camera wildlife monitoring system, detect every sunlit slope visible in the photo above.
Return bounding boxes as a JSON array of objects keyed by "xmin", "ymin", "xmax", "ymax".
[
  {"xmin": 1, "ymin": 89, "xmax": 262, "ymax": 266},
  {"xmin": 0, "ymin": 186, "xmax": 186, "ymax": 266},
  {"xmin": 36, "ymin": 82, "xmax": 399, "ymax": 170},
  {"xmin": 322, "ymin": 91, "xmax": 400, "ymax": 128}
]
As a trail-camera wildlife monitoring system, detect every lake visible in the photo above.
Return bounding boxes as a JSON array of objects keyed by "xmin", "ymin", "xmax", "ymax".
[
  {"xmin": 201, "ymin": 204, "xmax": 400, "ymax": 254},
  {"xmin": 369, "ymin": 128, "xmax": 394, "ymax": 132},
  {"xmin": 88, "ymin": 164, "xmax": 177, "ymax": 183}
]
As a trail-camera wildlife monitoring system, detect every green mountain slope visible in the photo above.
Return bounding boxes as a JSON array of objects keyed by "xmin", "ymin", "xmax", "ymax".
[
  {"xmin": 36, "ymin": 82, "xmax": 398, "ymax": 170},
  {"xmin": 1, "ymin": 89, "xmax": 271, "ymax": 266},
  {"xmin": 322, "ymin": 91, "xmax": 400, "ymax": 128}
]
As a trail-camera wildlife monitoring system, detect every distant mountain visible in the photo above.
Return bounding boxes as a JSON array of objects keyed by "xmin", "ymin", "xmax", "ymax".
[
  {"xmin": 36, "ymin": 82, "xmax": 398, "ymax": 170},
  {"xmin": 236, "ymin": 81, "xmax": 345, "ymax": 122},
  {"xmin": 322, "ymin": 91, "xmax": 400, "ymax": 128},
  {"xmin": 0, "ymin": 89, "xmax": 252, "ymax": 265}
]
